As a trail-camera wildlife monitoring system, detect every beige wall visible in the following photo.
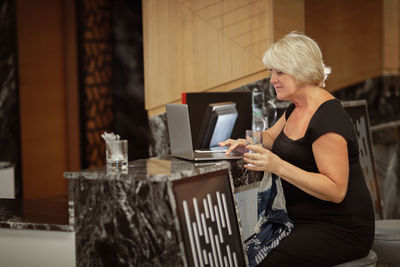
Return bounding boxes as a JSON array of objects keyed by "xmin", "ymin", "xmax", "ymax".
[
  {"xmin": 143, "ymin": 0, "xmax": 400, "ymax": 115},
  {"xmin": 305, "ymin": 0, "xmax": 384, "ymax": 91},
  {"xmin": 143, "ymin": 0, "xmax": 304, "ymax": 116}
]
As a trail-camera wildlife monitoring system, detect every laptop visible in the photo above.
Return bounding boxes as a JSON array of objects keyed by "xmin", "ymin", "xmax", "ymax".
[{"xmin": 166, "ymin": 104, "xmax": 243, "ymax": 161}]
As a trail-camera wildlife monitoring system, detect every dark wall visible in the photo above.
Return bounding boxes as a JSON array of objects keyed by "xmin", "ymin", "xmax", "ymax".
[
  {"xmin": 112, "ymin": 0, "xmax": 149, "ymax": 161},
  {"xmin": 0, "ymin": 0, "xmax": 21, "ymax": 198}
]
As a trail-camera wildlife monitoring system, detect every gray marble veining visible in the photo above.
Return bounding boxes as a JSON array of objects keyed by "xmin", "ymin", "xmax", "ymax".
[{"xmin": 66, "ymin": 156, "xmax": 257, "ymax": 267}]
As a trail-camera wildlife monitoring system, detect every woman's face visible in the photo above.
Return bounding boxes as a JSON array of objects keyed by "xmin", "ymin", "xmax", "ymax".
[{"xmin": 269, "ymin": 69, "xmax": 299, "ymax": 101}]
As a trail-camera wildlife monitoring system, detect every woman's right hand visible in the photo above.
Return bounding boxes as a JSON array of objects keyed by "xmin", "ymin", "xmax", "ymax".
[{"xmin": 218, "ymin": 138, "xmax": 246, "ymax": 155}]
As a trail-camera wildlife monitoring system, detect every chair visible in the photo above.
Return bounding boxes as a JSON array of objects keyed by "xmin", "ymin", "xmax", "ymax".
[
  {"xmin": 342, "ymin": 100, "xmax": 400, "ymax": 266},
  {"xmin": 372, "ymin": 219, "xmax": 400, "ymax": 265},
  {"xmin": 333, "ymin": 250, "xmax": 377, "ymax": 267}
]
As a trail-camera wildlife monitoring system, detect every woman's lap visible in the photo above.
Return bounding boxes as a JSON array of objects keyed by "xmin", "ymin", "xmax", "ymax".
[{"xmin": 257, "ymin": 222, "xmax": 370, "ymax": 267}]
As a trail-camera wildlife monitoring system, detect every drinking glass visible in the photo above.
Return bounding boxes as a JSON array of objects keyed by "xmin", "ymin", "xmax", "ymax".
[
  {"xmin": 245, "ymin": 130, "xmax": 263, "ymax": 153},
  {"xmin": 106, "ymin": 140, "xmax": 128, "ymax": 171}
]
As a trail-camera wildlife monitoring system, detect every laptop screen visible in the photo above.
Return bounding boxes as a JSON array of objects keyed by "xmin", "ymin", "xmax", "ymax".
[
  {"xmin": 172, "ymin": 169, "xmax": 247, "ymax": 267},
  {"xmin": 196, "ymin": 102, "xmax": 238, "ymax": 149},
  {"xmin": 210, "ymin": 112, "xmax": 238, "ymax": 148}
]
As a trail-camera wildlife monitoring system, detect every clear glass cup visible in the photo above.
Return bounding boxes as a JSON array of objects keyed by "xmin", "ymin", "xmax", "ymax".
[
  {"xmin": 106, "ymin": 140, "xmax": 128, "ymax": 171},
  {"xmin": 245, "ymin": 130, "xmax": 263, "ymax": 153}
]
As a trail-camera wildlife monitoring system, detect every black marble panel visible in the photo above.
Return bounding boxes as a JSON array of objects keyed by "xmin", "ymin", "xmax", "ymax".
[
  {"xmin": 112, "ymin": 0, "xmax": 150, "ymax": 161},
  {"xmin": 334, "ymin": 75, "xmax": 400, "ymax": 126},
  {"xmin": 0, "ymin": 0, "xmax": 21, "ymax": 198},
  {"xmin": 66, "ymin": 157, "xmax": 237, "ymax": 267},
  {"xmin": 71, "ymin": 177, "xmax": 182, "ymax": 267}
]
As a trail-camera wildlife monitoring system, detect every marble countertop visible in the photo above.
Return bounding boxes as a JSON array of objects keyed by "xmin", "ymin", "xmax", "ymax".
[
  {"xmin": 64, "ymin": 155, "xmax": 232, "ymax": 182},
  {"xmin": 0, "ymin": 196, "xmax": 72, "ymax": 231},
  {"xmin": 64, "ymin": 155, "xmax": 263, "ymax": 190}
]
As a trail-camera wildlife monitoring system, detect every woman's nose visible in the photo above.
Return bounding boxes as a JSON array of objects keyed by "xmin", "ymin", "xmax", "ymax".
[{"xmin": 270, "ymin": 72, "xmax": 277, "ymax": 83}]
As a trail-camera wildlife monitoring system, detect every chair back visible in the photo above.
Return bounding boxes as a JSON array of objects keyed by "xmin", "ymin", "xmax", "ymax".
[{"xmin": 341, "ymin": 100, "xmax": 383, "ymax": 219}]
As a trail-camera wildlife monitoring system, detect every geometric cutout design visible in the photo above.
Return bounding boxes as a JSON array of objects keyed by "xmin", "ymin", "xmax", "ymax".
[
  {"xmin": 77, "ymin": 0, "xmax": 113, "ymax": 168},
  {"xmin": 173, "ymin": 170, "xmax": 247, "ymax": 266}
]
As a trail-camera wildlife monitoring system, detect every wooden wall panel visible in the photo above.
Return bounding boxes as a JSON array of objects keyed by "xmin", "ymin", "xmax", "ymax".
[
  {"xmin": 143, "ymin": 0, "xmax": 271, "ymax": 115},
  {"xmin": 64, "ymin": 0, "xmax": 81, "ymax": 172},
  {"xmin": 17, "ymin": 0, "xmax": 78, "ymax": 199},
  {"xmin": 143, "ymin": 0, "xmax": 305, "ymax": 115},
  {"xmin": 383, "ymin": 0, "xmax": 399, "ymax": 74},
  {"xmin": 305, "ymin": 0, "xmax": 383, "ymax": 91},
  {"xmin": 273, "ymin": 0, "xmax": 305, "ymax": 40}
]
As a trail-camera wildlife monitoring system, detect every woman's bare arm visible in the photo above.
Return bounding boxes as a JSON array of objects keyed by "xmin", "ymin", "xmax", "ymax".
[
  {"xmin": 244, "ymin": 132, "xmax": 349, "ymax": 203},
  {"xmin": 262, "ymin": 112, "xmax": 286, "ymax": 150}
]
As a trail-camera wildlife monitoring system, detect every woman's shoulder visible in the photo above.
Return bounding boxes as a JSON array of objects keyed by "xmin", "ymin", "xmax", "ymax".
[
  {"xmin": 308, "ymin": 98, "xmax": 356, "ymax": 142},
  {"xmin": 313, "ymin": 98, "xmax": 345, "ymax": 121}
]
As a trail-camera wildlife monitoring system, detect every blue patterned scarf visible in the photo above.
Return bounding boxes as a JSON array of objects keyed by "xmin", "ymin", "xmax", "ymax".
[{"xmin": 246, "ymin": 172, "xmax": 294, "ymax": 267}]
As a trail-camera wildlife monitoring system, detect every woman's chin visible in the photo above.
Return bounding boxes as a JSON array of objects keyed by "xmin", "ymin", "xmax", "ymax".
[{"xmin": 276, "ymin": 93, "xmax": 286, "ymax": 101}]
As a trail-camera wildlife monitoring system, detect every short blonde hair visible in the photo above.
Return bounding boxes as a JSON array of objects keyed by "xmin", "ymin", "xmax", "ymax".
[{"xmin": 262, "ymin": 32, "xmax": 331, "ymax": 88}]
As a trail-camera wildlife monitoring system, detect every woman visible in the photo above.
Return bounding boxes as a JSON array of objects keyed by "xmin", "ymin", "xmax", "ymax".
[{"xmin": 219, "ymin": 32, "xmax": 374, "ymax": 266}]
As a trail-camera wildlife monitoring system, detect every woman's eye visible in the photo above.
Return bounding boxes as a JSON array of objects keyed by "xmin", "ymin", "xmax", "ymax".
[{"xmin": 277, "ymin": 71, "xmax": 283, "ymax": 75}]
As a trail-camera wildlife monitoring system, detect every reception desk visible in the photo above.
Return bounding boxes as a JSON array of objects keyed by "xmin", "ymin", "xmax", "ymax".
[
  {"xmin": 65, "ymin": 156, "xmax": 262, "ymax": 266},
  {"xmin": 0, "ymin": 156, "xmax": 262, "ymax": 266}
]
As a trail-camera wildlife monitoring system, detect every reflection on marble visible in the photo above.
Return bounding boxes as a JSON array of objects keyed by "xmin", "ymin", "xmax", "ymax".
[
  {"xmin": 66, "ymin": 156, "xmax": 253, "ymax": 267},
  {"xmin": 0, "ymin": 197, "xmax": 71, "ymax": 231},
  {"xmin": 230, "ymin": 159, "xmax": 264, "ymax": 189},
  {"xmin": 372, "ymin": 127, "xmax": 400, "ymax": 219},
  {"xmin": 148, "ymin": 113, "xmax": 170, "ymax": 157},
  {"xmin": 0, "ymin": 0, "xmax": 21, "ymax": 198}
]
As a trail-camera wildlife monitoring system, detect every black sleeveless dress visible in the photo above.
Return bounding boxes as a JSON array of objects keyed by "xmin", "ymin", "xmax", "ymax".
[{"xmin": 259, "ymin": 99, "xmax": 375, "ymax": 267}]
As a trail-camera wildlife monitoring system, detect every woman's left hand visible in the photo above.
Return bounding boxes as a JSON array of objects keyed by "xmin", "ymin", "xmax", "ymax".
[{"xmin": 244, "ymin": 145, "xmax": 282, "ymax": 173}]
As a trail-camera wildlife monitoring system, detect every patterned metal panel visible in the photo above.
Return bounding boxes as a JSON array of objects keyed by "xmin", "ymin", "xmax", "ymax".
[{"xmin": 77, "ymin": 0, "xmax": 113, "ymax": 168}]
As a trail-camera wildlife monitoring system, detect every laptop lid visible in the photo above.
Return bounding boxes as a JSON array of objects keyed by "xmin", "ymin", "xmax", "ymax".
[
  {"xmin": 166, "ymin": 104, "xmax": 196, "ymax": 160},
  {"xmin": 166, "ymin": 104, "xmax": 242, "ymax": 161}
]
